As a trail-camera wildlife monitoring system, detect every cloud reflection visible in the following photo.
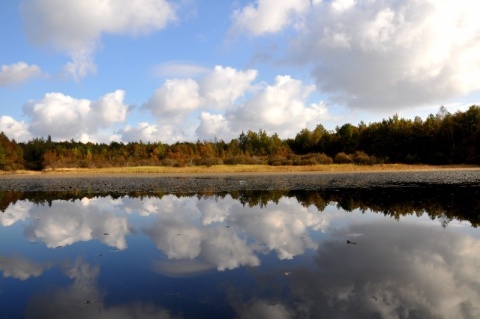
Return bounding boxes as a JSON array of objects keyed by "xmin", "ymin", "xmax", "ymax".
[
  {"xmin": 235, "ymin": 300, "xmax": 293, "ymax": 319},
  {"xmin": 143, "ymin": 195, "xmax": 325, "ymax": 271},
  {"xmin": 0, "ymin": 254, "xmax": 51, "ymax": 280},
  {"xmin": 0, "ymin": 201, "xmax": 33, "ymax": 226},
  {"xmin": 23, "ymin": 198, "xmax": 129, "ymax": 250},
  {"xmin": 2, "ymin": 194, "xmax": 328, "ymax": 271},
  {"xmin": 289, "ymin": 222, "xmax": 480, "ymax": 319},
  {"xmin": 25, "ymin": 257, "xmax": 178, "ymax": 319}
]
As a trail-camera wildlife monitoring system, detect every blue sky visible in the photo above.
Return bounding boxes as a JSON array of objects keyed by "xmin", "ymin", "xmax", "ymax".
[{"xmin": 1, "ymin": 0, "xmax": 479, "ymax": 143}]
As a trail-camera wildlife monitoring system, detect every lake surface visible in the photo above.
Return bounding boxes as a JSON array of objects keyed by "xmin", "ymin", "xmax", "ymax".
[{"xmin": 1, "ymin": 187, "xmax": 479, "ymax": 318}]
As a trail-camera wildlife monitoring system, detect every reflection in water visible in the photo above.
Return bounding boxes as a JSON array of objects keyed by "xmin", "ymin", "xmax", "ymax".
[
  {"xmin": 0, "ymin": 255, "xmax": 51, "ymax": 280},
  {"xmin": 290, "ymin": 222, "xmax": 480, "ymax": 319},
  {"xmin": 25, "ymin": 257, "xmax": 177, "ymax": 319},
  {"xmin": 2, "ymin": 186, "xmax": 479, "ymax": 227},
  {"xmin": 23, "ymin": 198, "xmax": 129, "ymax": 250},
  {"xmin": 0, "ymin": 188, "xmax": 479, "ymax": 318}
]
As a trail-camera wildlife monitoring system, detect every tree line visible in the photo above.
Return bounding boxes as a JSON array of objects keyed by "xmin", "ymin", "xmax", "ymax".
[{"xmin": 1, "ymin": 105, "xmax": 479, "ymax": 171}]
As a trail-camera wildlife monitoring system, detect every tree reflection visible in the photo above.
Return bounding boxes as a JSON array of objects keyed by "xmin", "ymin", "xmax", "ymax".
[{"xmin": 1, "ymin": 186, "xmax": 478, "ymax": 227}]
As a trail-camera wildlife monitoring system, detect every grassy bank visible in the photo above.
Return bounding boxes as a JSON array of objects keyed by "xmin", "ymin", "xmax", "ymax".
[{"xmin": 2, "ymin": 164, "xmax": 479, "ymax": 176}]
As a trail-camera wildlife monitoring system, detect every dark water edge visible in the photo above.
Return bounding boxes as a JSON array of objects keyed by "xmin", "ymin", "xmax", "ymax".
[{"xmin": 1, "ymin": 186, "xmax": 479, "ymax": 228}]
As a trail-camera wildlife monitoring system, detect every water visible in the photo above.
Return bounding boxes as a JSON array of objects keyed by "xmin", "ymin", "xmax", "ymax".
[{"xmin": 1, "ymin": 188, "xmax": 479, "ymax": 318}]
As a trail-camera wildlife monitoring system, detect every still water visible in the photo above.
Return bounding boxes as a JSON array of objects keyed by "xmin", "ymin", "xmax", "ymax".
[{"xmin": 1, "ymin": 188, "xmax": 479, "ymax": 318}]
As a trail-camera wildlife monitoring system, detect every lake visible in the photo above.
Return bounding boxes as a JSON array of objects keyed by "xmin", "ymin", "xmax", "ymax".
[{"xmin": 1, "ymin": 186, "xmax": 479, "ymax": 318}]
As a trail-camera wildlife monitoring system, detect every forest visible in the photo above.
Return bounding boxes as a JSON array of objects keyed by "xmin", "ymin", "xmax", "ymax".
[{"xmin": 1, "ymin": 105, "xmax": 479, "ymax": 171}]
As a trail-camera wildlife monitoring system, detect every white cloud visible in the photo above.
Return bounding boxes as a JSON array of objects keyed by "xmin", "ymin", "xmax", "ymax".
[
  {"xmin": 196, "ymin": 112, "xmax": 231, "ymax": 141},
  {"xmin": 226, "ymin": 75, "xmax": 328, "ymax": 138},
  {"xmin": 231, "ymin": 0, "xmax": 310, "ymax": 35},
  {"xmin": 0, "ymin": 62, "xmax": 41, "ymax": 86},
  {"xmin": 23, "ymin": 90, "xmax": 128, "ymax": 141},
  {"xmin": 143, "ymin": 79, "xmax": 201, "ymax": 117},
  {"xmin": 90, "ymin": 90, "xmax": 128, "ymax": 125},
  {"xmin": 144, "ymin": 66, "xmax": 257, "ymax": 117},
  {"xmin": 140, "ymin": 65, "xmax": 259, "ymax": 142},
  {"xmin": 21, "ymin": 0, "xmax": 176, "ymax": 80},
  {"xmin": 200, "ymin": 66, "xmax": 258, "ymax": 109},
  {"xmin": 287, "ymin": 0, "xmax": 480, "ymax": 110},
  {"xmin": 63, "ymin": 49, "xmax": 97, "ymax": 80},
  {"xmin": 118, "ymin": 122, "xmax": 161, "ymax": 143},
  {"xmin": 0, "ymin": 116, "xmax": 32, "ymax": 142},
  {"xmin": 143, "ymin": 67, "xmax": 326, "ymax": 142}
]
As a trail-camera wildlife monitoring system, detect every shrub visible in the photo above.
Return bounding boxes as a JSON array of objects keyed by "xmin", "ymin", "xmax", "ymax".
[
  {"xmin": 314, "ymin": 153, "xmax": 334, "ymax": 164},
  {"xmin": 224, "ymin": 155, "xmax": 264, "ymax": 165},
  {"xmin": 353, "ymin": 151, "xmax": 372, "ymax": 165},
  {"xmin": 268, "ymin": 156, "xmax": 289, "ymax": 166},
  {"xmin": 193, "ymin": 157, "xmax": 222, "ymax": 167},
  {"xmin": 289, "ymin": 153, "xmax": 334, "ymax": 166},
  {"xmin": 334, "ymin": 152, "xmax": 353, "ymax": 164}
]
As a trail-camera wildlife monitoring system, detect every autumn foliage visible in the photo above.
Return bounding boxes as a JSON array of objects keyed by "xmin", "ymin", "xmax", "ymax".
[{"xmin": 1, "ymin": 106, "xmax": 479, "ymax": 171}]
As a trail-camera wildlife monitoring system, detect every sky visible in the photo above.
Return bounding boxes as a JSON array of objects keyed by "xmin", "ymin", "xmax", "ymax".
[{"xmin": 1, "ymin": 0, "xmax": 480, "ymax": 144}]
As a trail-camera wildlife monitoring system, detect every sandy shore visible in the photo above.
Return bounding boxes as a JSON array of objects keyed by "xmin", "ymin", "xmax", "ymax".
[{"xmin": 1, "ymin": 169, "xmax": 479, "ymax": 194}]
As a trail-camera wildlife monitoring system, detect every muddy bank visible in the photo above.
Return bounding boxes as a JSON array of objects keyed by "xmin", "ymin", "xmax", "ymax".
[{"xmin": 1, "ymin": 169, "xmax": 480, "ymax": 194}]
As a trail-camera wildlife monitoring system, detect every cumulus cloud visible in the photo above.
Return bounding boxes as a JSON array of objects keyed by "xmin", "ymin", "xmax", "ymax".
[
  {"xmin": 21, "ymin": 0, "xmax": 176, "ymax": 79},
  {"xmin": 199, "ymin": 66, "xmax": 258, "ymax": 109},
  {"xmin": 143, "ymin": 79, "xmax": 201, "ymax": 117},
  {"xmin": 138, "ymin": 65, "xmax": 261, "ymax": 142},
  {"xmin": 231, "ymin": 0, "xmax": 310, "ymax": 35},
  {"xmin": 195, "ymin": 112, "xmax": 231, "ymax": 141},
  {"xmin": 0, "ymin": 116, "xmax": 32, "ymax": 142},
  {"xmin": 287, "ymin": 0, "xmax": 480, "ymax": 110},
  {"xmin": 144, "ymin": 66, "xmax": 257, "ymax": 116},
  {"xmin": 22, "ymin": 90, "xmax": 127, "ymax": 142},
  {"xmin": 0, "ymin": 62, "xmax": 41, "ymax": 86},
  {"xmin": 141, "ymin": 66, "xmax": 326, "ymax": 142},
  {"xmin": 118, "ymin": 122, "xmax": 161, "ymax": 143},
  {"xmin": 226, "ymin": 75, "xmax": 328, "ymax": 138},
  {"xmin": 230, "ymin": 1, "xmax": 480, "ymax": 111}
]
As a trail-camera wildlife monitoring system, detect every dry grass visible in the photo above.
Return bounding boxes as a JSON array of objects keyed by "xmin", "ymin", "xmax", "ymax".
[{"xmin": 2, "ymin": 164, "xmax": 478, "ymax": 176}]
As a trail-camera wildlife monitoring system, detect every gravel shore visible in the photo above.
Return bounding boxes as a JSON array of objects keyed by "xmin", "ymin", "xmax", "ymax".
[{"xmin": 1, "ymin": 169, "xmax": 480, "ymax": 194}]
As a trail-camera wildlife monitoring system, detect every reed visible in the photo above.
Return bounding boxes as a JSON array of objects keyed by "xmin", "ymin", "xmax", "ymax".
[{"xmin": 3, "ymin": 164, "xmax": 476, "ymax": 176}]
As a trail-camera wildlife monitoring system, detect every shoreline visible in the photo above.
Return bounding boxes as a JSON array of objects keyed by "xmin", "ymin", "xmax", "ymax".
[
  {"xmin": 0, "ymin": 166, "xmax": 479, "ymax": 194},
  {"xmin": 1, "ymin": 164, "xmax": 479, "ymax": 178}
]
